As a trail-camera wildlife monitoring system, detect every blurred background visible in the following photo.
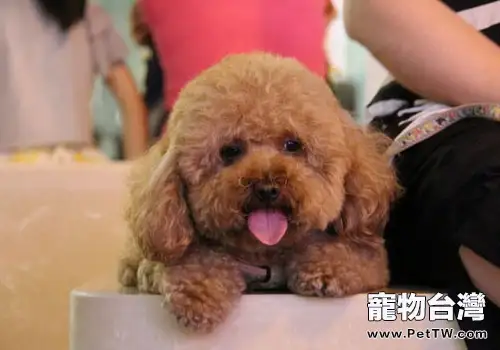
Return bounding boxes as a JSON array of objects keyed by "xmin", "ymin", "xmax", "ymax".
[
  {"xmin": 0, "ymin": 0, "xmax": 389, "ymax": 161},
  {"xmin": 90, "ymin": 0, "xmax": 388, "ymax": 159}
]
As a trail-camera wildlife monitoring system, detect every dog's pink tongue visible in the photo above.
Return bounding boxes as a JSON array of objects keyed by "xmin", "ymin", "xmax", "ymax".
[{"xmin": 247, "ymin": 210, "xmax": 288, "ymax": 246}]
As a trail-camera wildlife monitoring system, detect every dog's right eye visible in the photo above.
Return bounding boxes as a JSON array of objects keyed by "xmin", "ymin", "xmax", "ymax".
[{"xmin": 219, "ymin": 143, "xmax": 245, "ymax": 166}]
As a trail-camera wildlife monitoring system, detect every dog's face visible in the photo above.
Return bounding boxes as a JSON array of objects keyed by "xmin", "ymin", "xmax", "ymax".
[
  {"xmin": 175, "ymin": 62, "xmax": 349, "ymax": 251},
  {"xmin": 128, "ymin": 53, "xmax": 397, "ymax": 261}
]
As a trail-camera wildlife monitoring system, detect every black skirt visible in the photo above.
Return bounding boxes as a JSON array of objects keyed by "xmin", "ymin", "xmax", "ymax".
[{"xmin": 386, "ymin": 117, "xmax": 500, "ymax": 349}]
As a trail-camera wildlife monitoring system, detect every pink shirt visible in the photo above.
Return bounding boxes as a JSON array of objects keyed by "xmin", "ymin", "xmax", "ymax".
[{"xmin": 140, "ymin": 0, "xmax": 326, "ymax": 110}]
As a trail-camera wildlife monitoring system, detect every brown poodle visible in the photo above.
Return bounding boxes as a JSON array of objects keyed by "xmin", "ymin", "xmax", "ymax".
[{"xmin": 118, "ymin": 52, "xmax": 398, "ymax": 333}]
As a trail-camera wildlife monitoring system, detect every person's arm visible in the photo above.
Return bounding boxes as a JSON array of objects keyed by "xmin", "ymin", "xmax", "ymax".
[
  {"xmin": 86, "ymin": 4, "xmax": 149, "ymax": 159},
  {"xmin": 460, "ymin": 246, "xmax": 500, "ymax": 308},
  {"xmin": 344, "ymin": 0, "xmax": 500, "ymax": 105},
  {"xmin": 105, "ymin": 64, "xmax": 148, "ymax": 159}
]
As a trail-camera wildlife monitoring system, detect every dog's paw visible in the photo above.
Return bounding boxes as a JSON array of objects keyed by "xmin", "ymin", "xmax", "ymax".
[
  {"xmin": 136, "ymin": 260, "xmax": 233, "ymax": 331},
  {"xmin": 168, "ymin": 287, "xmax": 231, "ymax": 333},
  {"xmin": 118, "ymin": 257, "xmax": 140, "ymax": 288},
  {"xmin": 166, "ymin": 268, "xmax": 245, "ymax": 333},
  {"xmin": 136, "ymin": 259, "xmax": 169, "ymax": 294},
  {"xmin": 287, "ymin": 259, "xmax": 364, "ymax": 297}
]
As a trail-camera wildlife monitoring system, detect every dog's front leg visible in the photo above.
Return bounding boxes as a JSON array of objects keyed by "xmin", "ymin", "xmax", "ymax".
[
  {"xmin": 136, "ymin": 249, "xmax": 245, "ymax": 333},
  {"xmin": 286, "ymin": 236, "xmax": 389, "ymax": 297},
  {"xmin": 118, "ymin": 238, "xmax": 144, "ymax": 288}
]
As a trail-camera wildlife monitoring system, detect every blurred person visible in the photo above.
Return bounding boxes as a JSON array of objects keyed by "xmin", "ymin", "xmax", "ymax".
[
  {"xmin": 0, "ymin": 0, "xmax": 148, "ymax": 162},
  {"xmin": 130, "ymin": 2, "xmax": 167, "ymax": 141},
  {"xmin": 344, "ymin": 0, "xmax": 500, "ymax": 348},
  {"xmin": 323, "ymin": 0, "xmax": 355, "ymax": 112},
  {"xmin": 323, "ymin": 0, "xmax": 338, "ymax": 76},
  {"xmin": 138, "ymin": 0, "xmax": 327, "ymax": 127},
  {"xmin": 324, "ymin": 0, "xmax": 337, "ymax": 25}
]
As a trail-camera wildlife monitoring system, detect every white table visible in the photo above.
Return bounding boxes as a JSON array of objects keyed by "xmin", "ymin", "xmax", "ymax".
[{"xmin": 70, "ymin": 288, "xmax": 466, "ymax": 350}]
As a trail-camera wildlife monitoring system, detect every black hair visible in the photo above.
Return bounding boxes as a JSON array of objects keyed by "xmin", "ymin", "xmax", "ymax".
[{"xmin": 36, "ymin": 0, "xmax": 87, "ymax": 32}]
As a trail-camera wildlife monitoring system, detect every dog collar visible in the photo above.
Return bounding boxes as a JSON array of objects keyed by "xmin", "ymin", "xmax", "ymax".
[{"xmin": 236, "ymin": 260, "xmax": 287, "ymax": 291}]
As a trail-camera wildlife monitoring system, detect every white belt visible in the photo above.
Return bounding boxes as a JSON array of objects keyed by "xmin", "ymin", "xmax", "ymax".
[{"xmin": 387, "ymin": 103, "xmax": 500, "ymax": 158}]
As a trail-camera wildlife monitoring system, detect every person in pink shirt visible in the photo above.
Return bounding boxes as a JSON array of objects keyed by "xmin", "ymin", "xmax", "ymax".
[{"xmin": 139, "ymin": 0, "xmax": 327, "ymax": 116}]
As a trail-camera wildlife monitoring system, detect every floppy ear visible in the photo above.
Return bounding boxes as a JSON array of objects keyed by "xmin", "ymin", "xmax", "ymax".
[
  {"xmin": 125, "ymin": 138, "xmax": 194, "ymax": 262},
  {"xmin": 337, "ymin": 118, "xmax": 399, "ymax": 245}
]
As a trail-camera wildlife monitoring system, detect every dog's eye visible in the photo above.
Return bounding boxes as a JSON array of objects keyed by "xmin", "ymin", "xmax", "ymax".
[
  {"xmin": 283, "ymin": 138, "xmax": 303, "ymax": 153},
  {"xmin": 219, "ymin": 142, "xmax": 245, "ymax": 165}
]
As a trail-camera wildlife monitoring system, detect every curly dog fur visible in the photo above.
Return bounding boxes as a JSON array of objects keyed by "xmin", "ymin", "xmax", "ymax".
[{"xmin": 118, "ymin": 52, "xmax": 398, "ymax": 333}]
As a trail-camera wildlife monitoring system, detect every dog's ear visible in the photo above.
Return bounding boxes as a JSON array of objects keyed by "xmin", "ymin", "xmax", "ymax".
[
  {"xmin": 337, "ymin": 117, "xmax": 399, "ymax": 245},
  {"xmin": 125, "ymin": 138, "xmax": 193, "ymax": 262}
]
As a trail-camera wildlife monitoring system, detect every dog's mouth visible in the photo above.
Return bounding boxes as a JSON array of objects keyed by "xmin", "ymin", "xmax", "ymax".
[{"xmin": 245, "ymin": 208, "xmax": 290, "ymax": 246}]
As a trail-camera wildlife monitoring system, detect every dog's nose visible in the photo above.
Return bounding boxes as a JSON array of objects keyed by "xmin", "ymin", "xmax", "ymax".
[{"xmin": 254, "ymin": 183, "xmax": 281, "ymax": 202}]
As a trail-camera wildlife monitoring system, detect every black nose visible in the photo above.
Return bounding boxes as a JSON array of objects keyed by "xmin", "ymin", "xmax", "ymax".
[{"xmin": 254, "ymin": 183, "xmax": 281, "ymax": 202}]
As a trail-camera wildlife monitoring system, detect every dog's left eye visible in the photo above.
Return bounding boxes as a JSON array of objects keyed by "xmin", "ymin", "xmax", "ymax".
[
  {"xmin": 283, "ymin": 138, "xmax": 303, "ymax": 153},
  {"xmin": 219, "ymin": 143, "xmax": 245, "ymax": 165}
]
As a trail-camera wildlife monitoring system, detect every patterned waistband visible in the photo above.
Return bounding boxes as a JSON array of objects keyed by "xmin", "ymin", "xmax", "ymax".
[{"xmin": 387, "ymin": 103, "xmax": 500, "ymax": 157}]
